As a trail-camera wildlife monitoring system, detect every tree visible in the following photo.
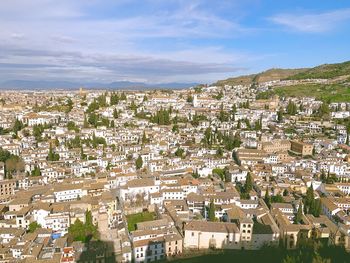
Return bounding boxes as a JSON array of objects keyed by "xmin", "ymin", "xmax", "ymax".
[
  {"xmin": 86, "ymin": 100, "xmax": 99, "ymax": 113},
  {"xmin": 212, "ymin": 168, "xmax": 225, "ymax": 181},
  {"xmin": 305, "ymin": 185, "xmax": 315, "ymax": 214},
  {"xmin": 83, "ymin": 115, "xmax": 89, "ymax": 128},
  {"xmin": 244, "ymin": 118, "xmax": 251, "ymax": 130},
  {"xmin": 186, "ymin": 95, "xmax": 193, "ymax": 103},
  {"xmin": 318, "ymin": 102, "xmax": 330, "ymax": 118},
  {"xmin": 283, "ymin": 255, "xmax": 297, "ymax": 263},
  {"xmin": 13, "ymin": 119, "xmax": 24, "ymax": 135},
  {"xmin": 68, "ymin": 218, "xmax": 85, "ymax": 242},
  {"xmin": 320, "ymin": 170, "xmax": 326, "ymax": 183},
  {"xmin": 67, "ymin": 121, "xmax": 79, "ymax": 133},
  {"xmin": 175, "ymin": 147, "xmax": 185, "ymax": 158},
  {"xmin": 0, "ymin": 148, "xmax": 24, "ymax": 178},
  {"xmin": 233, "ymin": 133, "xmax": 242, "ymax": 148},
  {"xmin": 244, "ymin": 172, "xmax": 253, "ymax": 193},
  {"xmin": 172, "ymin": 124, "xmax": 179, "ymax": 133},
  {"xmin": 66, "ymin": 98, "xmax": 73, "ymax": 112},
  {"xmin": 85, "ymin": 210, "xmax": 98, "ymax": 242},
  {"xmin": 33, "ymin": 124, "xmax": 45, "ymax": 141},
  {"xmin": 271, "ymin": 194, "xmax": 284, "ymax": 203},
  {"xmin": 254, "ymin": 117, "xmax": 262, "ymax": 131},
  {"xmin": 0, "ymin": 148, "xmax": 11, "ymax": 163},
  {"xmin": 5, "ymin": 156, "xmax": 24, "ymax": 178},
  {"xmin": 88, "ymin": 113, "xmax": 98, "ymax": 127},
  {"xmin": 110, "ymin": 92, "xmax": 119, "ymax": 105},
  {"xmin": 204, "ymin": 127, "xmax": 212, "ymax": 146},
  {"xmin": 129, "ymin": 100, "xmax": 138, "ymax": 111},
  {"xmin": 28, "ymin": 222, "xmax": 41, "ymax": 233},
  {"xmin": 80, "ymin": 146, "xmax": 86, "ymax": 160},
  {"xmin": 237, "ymin": 119, "xmax": 241, "ymax": 129},
  {"xmin": 31, "ymin": 166, "xmax": 41, "ymax": 177},
  {"xmin": 230, "ymin": 104, "xmax": 237, "ymax": 121},
  {"xmin": 265, "ymin": 188, "xmax": 271, "ymax": 209},
  {"xmin": 113, "ymin": 108, "xmax": 119, "ymax": 119},
  {"xmin": 47, "ymin": 144, "xmax": 60, "ymax": 161},
  {"xmin": 295, "ymin": 201, "xmax": 303, "ymax": 224},
  {"xmin": 277, "ymin": 109, "xmax": 284, "ymax": 123},
  {"xmin": 150, "ymin": 108, "xmax": 171, "ymax": 125},
  {"xmin": 217, "ymin": 104, "xmax": 229, "ymax": 122},
  {"xmin": 286, "ymin": 100, "xmax": 297, "ymax": 115},
  {"xmin": 208, "ymin": 200, "xmax": 215, "ymax": 221},
  {"xmin": 120, "ymin": 92, "xmax": 127, "ymax": 100},
  {"xmin": 216, "ymin": 147, "xmax": 223, "ymax": 157},
  {"xmin": 312, "ymin": 255, "xmax": 331, "ymax": 263},
  {"xmin": 312, "ymin": 199, "xmax": 322, "ymax": 217},
  {"xmin": 100, "ymin": 117, "xmax": 110, "ymax": 128},
  {"xmin": 142, "ymin": 131, "xmax": 147, "ymax": 144},
  {"xmin": 192, "ymin": 169, "xmax": 200, "ymax": 179},
  {"xmin": 68, "ymin": 211, "xmax": 99, "ymax": 243},
  {"xmin": 135, "ymin": 156, "xmax": 143, "ymax": 170}
]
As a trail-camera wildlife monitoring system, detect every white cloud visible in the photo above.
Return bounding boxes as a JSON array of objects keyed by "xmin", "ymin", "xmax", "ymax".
[
  {"xmin": 270, "ymin": 8, "xmax": 350, "ymax": 33},
  {"xmin": 0, "ymin": 0, "xmax": 258, "ymax": 83}
]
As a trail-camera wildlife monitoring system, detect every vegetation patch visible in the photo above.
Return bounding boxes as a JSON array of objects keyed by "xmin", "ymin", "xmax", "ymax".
[
  {"xmin": 286, "ymin": 61, "xmax": 350, "ymax": 80},
  {"xmin": 274, "ymin": 83, "xmax": 350, "ymax": 102},
  {"xmin": 126, "ymin": 211, "xmax": 156, "ymax": 231}
]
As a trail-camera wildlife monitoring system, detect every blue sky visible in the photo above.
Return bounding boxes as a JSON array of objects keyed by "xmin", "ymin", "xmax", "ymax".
[{"xmin": 0, "ymin": 0, "xmax": 350, "ymax": 84}]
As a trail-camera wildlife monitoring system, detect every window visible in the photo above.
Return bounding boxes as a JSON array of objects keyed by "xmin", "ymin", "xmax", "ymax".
[{"xmin": 192, "ymin": 232, "xmax": 194, "ymax": 237}]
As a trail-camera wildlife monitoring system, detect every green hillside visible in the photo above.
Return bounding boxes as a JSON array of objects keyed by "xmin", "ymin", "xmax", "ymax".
[
  {"xmin": 286, "ymin": 61, "xmax": 350, "ymax": 80},
  {"xmin": 215, "ymin": 60, "xmax": 350, "ymax": 87},
  {"xmin": 216, "ymin": 60, "xmax": 350, "ymax": 102},
  {"xmin": 215, "ymin": 68, "xmax": 306, "ymax": 86},
  {"xmin": 274, "ymin": 83, "xmax": 350, "ymax": 103}
]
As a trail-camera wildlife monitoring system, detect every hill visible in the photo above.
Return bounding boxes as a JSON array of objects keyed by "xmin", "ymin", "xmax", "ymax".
[
  {"xmin": 286, "ymin": 60, "xmax": 350, "ymax": 80},
  {"xmin": 215, "ymin": 60, "xmax": 350, "ymax": 86},
  {"xmin": 214, "ymin": 68, "xmax": 307, "ymax": 86},
  {"xmin": 273, "ymin": 83, "xmax": 350, "ymax": 103}
]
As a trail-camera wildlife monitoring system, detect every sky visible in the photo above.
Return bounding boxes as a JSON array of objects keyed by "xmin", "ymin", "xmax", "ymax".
[{"xmin": 0, "ymin": 0, "xmax": 350, "ymax": 84}]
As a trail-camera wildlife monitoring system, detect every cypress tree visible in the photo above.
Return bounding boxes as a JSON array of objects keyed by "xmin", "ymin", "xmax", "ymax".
[
  {"xmin": 136, "ymin": 156, "xmax": 143, "ymax": 170},
  {"xmin": 264, "ymin": 188, "xmax": 271, "ymax": 209},
  {"xmin": 295, "ymin": 201, "xmax": 303, "ymax": 224},
  {"xmin": 244, "ymin": 172, "xmax": 253, "ymax": 193},
  {"xmin": 209, "ymin": 200, "xmax": 216, "ymax": 221}
]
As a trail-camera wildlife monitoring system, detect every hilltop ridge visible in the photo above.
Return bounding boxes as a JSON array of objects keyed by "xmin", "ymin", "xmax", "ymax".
[{"xmin": 215, "ymin": 60, "xmax": 350, "ymax": 86}]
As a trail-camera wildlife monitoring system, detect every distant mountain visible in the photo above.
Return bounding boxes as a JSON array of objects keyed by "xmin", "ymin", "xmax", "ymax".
[{"xmin": 0, "ymin": 80, "xmax": 199, "ymax": 90}]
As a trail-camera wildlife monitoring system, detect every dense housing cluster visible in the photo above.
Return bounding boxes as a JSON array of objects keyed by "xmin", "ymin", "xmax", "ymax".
[{"xmin": 1, "ymin": 79, "xmax": 350, "ymax": 262}]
